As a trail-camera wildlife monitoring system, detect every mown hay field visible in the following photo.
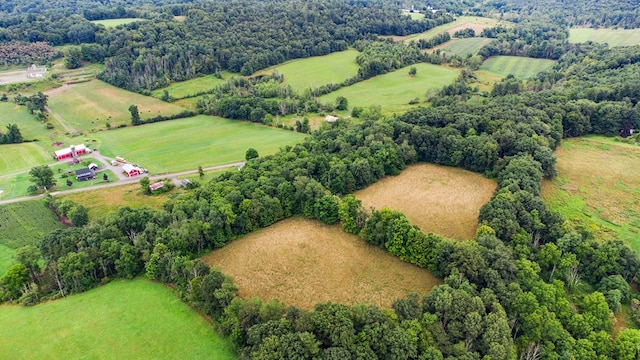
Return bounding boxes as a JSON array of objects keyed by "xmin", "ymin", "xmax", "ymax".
[
  {"xmin": 202, "ymin": 217, "xmax": 441, "ymax": 309},
  {"xmin": 438, "ymin": 37, "xmax": 494, "ymax": 56},
  {"xmin": 319, "ymin": 63, "xmax": 459, "ymax": 107},
  {"xmin": 542, "ymin": 137, "xmax": 640, "ymax": 252},
  {"xmin": 46, "ymin": 80, "xmax": 186, "ymax": 132},
  {"xmin": 91, "ymin": 18, "xmax": 147, "ymax": 28},
  {"xmin": 255, "ymin": 49, "xmax": 360, "ymax": 93},
  {"xmin": 399, "ymin": 16, "xmax": 510, "ymax": 42},
  {"xmin": 569, "ymin": 28, "xmax": 640, "ymax": 47},
  {"xmin": 0, "ymin": 142, "xmax": 53, "ymax": 175},
  {"xmin": 94, "ymin": 115, "xmax": 306, "ymax": 173},
  {"xmin": 0, "ymin": 279, "xmax": 237, "ymax": 360},
  {"xmin": 59, "ymin": 183, "xmax": 170, "ymax": 219},
  {"xmin": 355, "ymin": 163, "xmax": 497, "ymax": 240},
  {"xmin": 479, "ymin": 56, "xmax": 556, "ymax": 79},
  {"xmin": 0, "ymin": 102, "xmax": 51, "ymax": 140},
  {"xmin": 150, "ymin": 73, "xmax": 230, "ymax": 100}
]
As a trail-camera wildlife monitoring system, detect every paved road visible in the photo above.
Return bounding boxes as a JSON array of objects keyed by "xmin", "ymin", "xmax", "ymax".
[{"xmin": 0, "ymin": 161, "xmax": 245, "ymax": 205}]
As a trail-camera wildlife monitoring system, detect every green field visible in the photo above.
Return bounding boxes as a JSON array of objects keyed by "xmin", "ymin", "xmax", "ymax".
[
  {"xmin": 0, "ymin": 243, "xmax": 15, "ymax": 277},
  {"xmin": 46, "ymin": 80, "xmax": 186, "ymax": 132},
  {"xmin": 569, "ymin": 28, "xmax": 640, "ymax": 47},
  {"xmin": 151, "ymin": 72, "xmax": 232, "ymax": 100},
  {"xmin": 542, "ymin": 137, "xmax": 640, "ymax": 252},
  {"xmin": 0, "ymin": 200, "xmax": 63, "ymax": 249},
  {"xmin": 0, "ymin": 143, "xmax": 53, "ymax": 175},
  {"xmin": 0, "ymin": 279, "xmax": 237, "ymax": 360},
  {"xmin": 0, "ymin": 102, "xmax": 51, "ymax": 140},
  {"xmin": 404, "ymin": 11, "xmax": 426, "ymax": 20},
  {"xmin": 440, "ymin": 37, "xmax": 494, "ymax": 56},
  {"xmin": 479, "ymin": 56, "xmax": 556, "ymax": 79},
  {"xmin": 95, "ymin": 115, "xmax": 306, "ymax": 173},
  {"xmin": 319, "ymin": 63, "xmax": 459, "ymax": 107},
  {"xmin": 255, "ymin": 50, "xmax": 360, "ymax": 93},
  {"xmin": 91, "ymin": 18, "xmax": 147, "ymax": 28},
  {"xmin": 401, "ymin": 16, "xmax": 509, "ymax": 43}
]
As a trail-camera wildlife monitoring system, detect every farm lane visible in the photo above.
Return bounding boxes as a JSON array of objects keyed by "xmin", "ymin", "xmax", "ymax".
[
  {"xmin": 90, "ymin": 150, "xmax": 129, "ymax": 181},
  {"xmin": 0, "ymin": 161, "xmax": 245, "ymax": 205}
]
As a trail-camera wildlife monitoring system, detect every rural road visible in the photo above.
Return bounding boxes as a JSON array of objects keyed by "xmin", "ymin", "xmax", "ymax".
[{"xmin": 0, "ymin": 161, "xmax": 245, "ymax": 205}]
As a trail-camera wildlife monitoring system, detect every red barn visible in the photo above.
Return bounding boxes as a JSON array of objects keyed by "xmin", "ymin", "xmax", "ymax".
[
  {"xmin": 122, "ymin": 164, "xmax": 140, "ymax": 177},
  {"xmin": 54, "ymin": 144, "xmax": 88, "ymax": 161}
]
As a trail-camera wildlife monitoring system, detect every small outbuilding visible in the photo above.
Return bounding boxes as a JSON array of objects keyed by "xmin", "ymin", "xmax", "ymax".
[
  {"xmin": 122, "ymin": 163, "xmax": 141, "ymax": 177},
  {"xmin": 325, "ymin": 115, "xmax": 338, "ymax": 123},
  {"xmin": 149, "ymin": 181, "xmax": 165, "ymax": 192},
  {"xmin": 75, "ymin": 168, "xmax": 95, "ymax": 181},
  {"xmin": 88, "ymin": 163, "xmax": 99, "ymax": 171}
]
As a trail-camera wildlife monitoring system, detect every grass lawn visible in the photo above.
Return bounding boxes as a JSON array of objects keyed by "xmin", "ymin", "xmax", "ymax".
[
  {"xmin": 202, "ymin": 217, "xmax": 441, "ymax": 309},
  {"xmin": 0, "ymin": 200, "xmax": 64, "ymax": 249},
  {"xmin": 569, "ymin": 28, "xmax": 640, "ymax": 47},
  {"xmin": 0, "ymin": 243, "xmax": 16, "ymax": 277},
  {"xmin": 404, "ymin": 12, "xmax": 426, "ymax": 20},
  {"xmin": 46, "ymin": 79, "xmax": 186, "ymax": 132},
  {"xmin": 439, "ymin": 37, "xmax": 494, "ymax": 56},
  {"xmin": 319, "ymin": 63, "xmax": 459, "ymax": 107},
  {"xmin": 0, "ymin": 279, "xmax": 237, "ymax": 360},
  {"xmin": 355, "ymin": 163, "xmax": 496, "ymax": 240},
  {"xmin": 150, "ymin": 72, "xmax": 232, "ymax": 100},
  {"xmin": 94, "ymin": 115, "xmax": 306, "ymax": 173},
  {"xmin": 91, "ymin": 18, "xmax": 147, "ymax": 27},
  {"xmin": 399, "ymin": 16, "xmax": 510, "ymax": 42},
  {"xmin": 0, "ymin": 142, "xmax": 53, "ymax": 175},
  {"xmin": 479, "ymin": 56, "xmax": 556, "ymax": 79},
  {"xmin": 255, "ymin": 50, "xmax": 360, "ymax": 93},
  {"xmin": 541, "ymin": 137, "xmax": 640, "ymax": 252},
  {"xmin": 59, "ymin": 183, "xmax": 170, "ymax": 220}
]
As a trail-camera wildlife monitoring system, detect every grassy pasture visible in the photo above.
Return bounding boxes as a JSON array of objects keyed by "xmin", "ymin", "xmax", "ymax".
[
  {"xmin": 0, "ymin": 200, "xmax": 63, "ymax": 249},
  {"xmin": 399, "ymin": 16, "xmax": 509, "ymax": 43},
  {"xmin": 439, "ymin": 37, "xmax": 494, "ymax": 56},
  {"xmin": 0, "ymin": 243, "xmax": 16, "ymax": 277},
  {"xmin": 59, "ymin": 183, "xmax": 170, "ymax": 219},
  {"xmin": 355, "ymin": 163, "xmax": 497, "ymax": 240},
  {"xmin": 94, "ymin": 115, "xmax": 306, "ymax": 173},
  {"xmin": 91, "ymin": 18, "xmax": 147, "ymax": 28},
  {"xmin": 542, "ymin": 137, "xmax": 640, "ymax": 252},
  {"xmin": 0, "ymin": 143, "xmax": 53, "ymax": 175},
  {"xmin": 46, "ymin": 80, "xmax": 186, "ymax": 132},
  {"xmin": 319, "ymin": 63, "xmax": 459, "ymax": 107},
  {"xmin": 255, "ymin": 50, "xmax": 360, "ymax": 93},
  {"xmin": 569, "ymin": 28, "xmax": 640, "ymax": 47},
  {"xmin": 202, "ymin": 217, "xmax": 440, "ymax": 309},
  {"xmin": 150, "ymin": 72, "xmax": 232, "ymax": 100},
  {"xmin": 479, "ymin": 56, "xmax": 556, "ymax": 79},
  {"xmin": 0, "ymin": 279, "xmax": 237, "ymax": 360},
  {"xmin": 0, "ymin": 102, "xmax": 51, "ymax": 140}
]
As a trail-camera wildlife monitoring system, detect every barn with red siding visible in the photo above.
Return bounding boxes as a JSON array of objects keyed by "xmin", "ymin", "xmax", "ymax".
[
  {"xmin": 122, "ymin": 164, "xmax": 140, "ymax": 177},
  {"xmin": 54, "ymin": 144, "xmax": 88, "ymax": 161}
]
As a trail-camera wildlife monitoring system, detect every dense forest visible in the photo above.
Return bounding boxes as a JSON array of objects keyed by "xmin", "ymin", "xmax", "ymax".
[{"xmin": 2, "ymin": 0, "xmax": 640, "ymax": 358}]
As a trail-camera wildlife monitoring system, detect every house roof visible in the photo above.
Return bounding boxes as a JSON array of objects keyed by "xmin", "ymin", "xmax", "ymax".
[
  {"xmin": 149, "ymin": 182, "xmax": 165, "ymax": 191},
  {"xmin": 75, "ymin": 168, "xmax": 94, "ymax": 177},
  {"xmin": 122, "ymin": 164, "xmax": 136, "ymax": 172}
]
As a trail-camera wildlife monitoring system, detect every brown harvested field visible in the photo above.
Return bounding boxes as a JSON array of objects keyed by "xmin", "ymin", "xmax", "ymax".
[
  {"xmin": 355, "ymin": 163, "xmax": 496, "ymax": 240},
  {"xmin": 201, "ymin": 217, "xmax": 440, "ymax": 309}
]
